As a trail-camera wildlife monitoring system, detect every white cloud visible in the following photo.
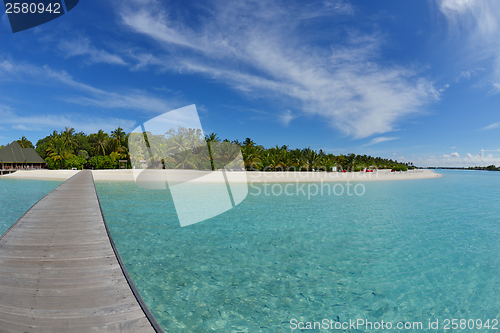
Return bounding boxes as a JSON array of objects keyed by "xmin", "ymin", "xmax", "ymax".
[
  {"xmin": 120, "ymin": 5, "xmax": 204, "ymax": 52},
  {"xmin": 12, "ymin": 125, "xmax": 29, "ymax": 130},
  {"xmin": 364, "ymin": 136, "xmax": 399, "ymax": 146},
  {"xmin": 0, "ymin": 59, "xmax": 182, "ymax": 114},
  {"xmin": 58, "ymin": 38, "xmax": 128, "ymax": 66},
  {"xmin": 127, "ymin": 52, "xmax": 166, "ymax": 71},
  {"xmin": 422, "ymin": 148, "xmax": 500, "ymax": 167},
  {"xmin": 0, "ymin": 107, "xmax": 136, "ymax": 133},
  {"xmin": 456, "ymin": 68, "xmax": 484, "ymax": 82},
  {"xmin": 116, "ymin": 0, "xmax": 438, "ymax": 139},
  {"xmin": 442, "ymin": 152, "xmax": 460, "ymax": 158},
  {"xmin": 439, "ymin": 0, "xmax": 500, "ymax": 36},
  {"xmin": 482, "ymin": 122, "xmax": 500, "ymax": 130},
  {"xmin": 438, "ymin": 0, "xmax": 500, "ymax": 90},
  {"xmin": 438, "ymin": 84, "xmax": 450, "ymax": 92},
  {"xmin": 279, "ymin": 110, "xmax": 295, "ymax": 126}
]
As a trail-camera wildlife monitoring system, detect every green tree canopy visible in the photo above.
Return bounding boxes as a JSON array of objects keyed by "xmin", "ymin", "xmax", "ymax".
[{"xmin": 17, "ymin": 136, "xmax": 34, "ymax": 148}]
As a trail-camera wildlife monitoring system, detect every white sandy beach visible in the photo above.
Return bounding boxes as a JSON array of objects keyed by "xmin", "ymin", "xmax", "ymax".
[{"xmin": 1, "ymin": 169, "xmax": 442, "ymax": 182}]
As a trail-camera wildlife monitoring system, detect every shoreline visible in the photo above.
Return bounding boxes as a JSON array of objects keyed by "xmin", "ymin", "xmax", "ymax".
[{"xmin": 0, "ymin": 169, "xmax": 442, "ymax": 182}]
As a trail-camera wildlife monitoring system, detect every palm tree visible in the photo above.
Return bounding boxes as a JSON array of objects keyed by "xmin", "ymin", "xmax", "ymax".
[
  {"xmin": 288, "ymin": 149, "xmax": 303, "ymax": 171},
  {"xmin": 147, "ymin": 134, "xmax": 168, "ymax": 169},
  {"xmin": 61, "ymin": 127, "xmax": 77, "ymax": 150},
  {"xmin": 90, "ymin": 130, "xmax": 109, "ymax": 156},
  {"xmin": 212, "ymin": 141, "xmax": 241, "ymax": 169},
  {"xmin": 351, "ymin": 156, "xmax": 358, "ymax": 172},
  {"xmin": 260, "ymin": 151, "xmax": 279, "ymax": 171},
  {"xmin": 167, "ymin": 133, "xmax": 189, "ymax": 154},
  {"xmin": 109, "ymin": 151, "xmax": 121, "ymax": 162},
  {"xmin": 243, "ymin": 138, "xmax": 255, "ymax": 147},
  {"xmin": 109, "ymin": 127, "xmax": 129, "ymax": 164},
  {"xmin": 46, "ymin": 137, "xmax": 73, "ymax": 169},
  {"xmin": 241, "ymin": 145, "xmax": 261, "ymax": 170},
  {"xmin": 110, "ymin": 127, "xmax": 126, "ymax": 151},
  {"xmin": 277, "ymin": 145, "xmax": 292, "ymax": 171},
  {"xmin": 204, "ymin": 133, "xmax": 221, "ymax": 170},
  {"xmin": 303, "ymin": 148, "xmax": 319, "ymax": 171},
  {"xmin": 128, "ymin": 132, "xmax": 149, "ymax": 169},
  {"xmin": 205, "ymin": 133, "xmax": 220, "ymax": 143},
  {"xmin": 344, "ymin": 153, "xmax": 355, "ymax": 171},
  {"xmin": 17, "ymin": 136, "xmax": 34, "ymax": 148},
  {"xmin": 115, "ymin": 145, "xmax": 129, "ymax": 160},
  {"xmin": 335, "ymin": 154, "xmax": 345, "ymax": 171},
  {"xmin": 315, "ymin": 155, "xmax": 328, "ymax": 171},
  {"xmin": 174, "ymin": 150, "xmax": 198, "ymax": 169}
]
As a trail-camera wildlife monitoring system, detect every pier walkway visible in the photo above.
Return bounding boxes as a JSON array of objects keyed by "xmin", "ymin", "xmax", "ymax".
[{"xmin": 0, "ymin": 170, "xmax": 163, "ymax": 333}]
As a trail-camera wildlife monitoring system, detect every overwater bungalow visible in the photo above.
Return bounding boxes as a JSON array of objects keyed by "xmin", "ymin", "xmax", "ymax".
[{"xmin": 0, "ymin": 141, "xmax": 45, "ymax": 170}]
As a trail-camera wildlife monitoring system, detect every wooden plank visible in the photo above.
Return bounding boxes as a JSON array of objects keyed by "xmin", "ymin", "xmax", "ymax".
[{"xmin": 0, "ymin": 170, "xmax": 163, "ymax": 332}]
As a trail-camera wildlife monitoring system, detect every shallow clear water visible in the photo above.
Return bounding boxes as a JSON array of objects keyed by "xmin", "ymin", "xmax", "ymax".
[
  {"xmin": 0, "ymin": 178, "xmax": 62, "ymax": 235},
  {"xmin": 94, "ymin": 170, "xmax": 500, "ymax": 332},
  {"xmin": 2, "ymin": 172, "xmax": 500, "ymax": 332}
]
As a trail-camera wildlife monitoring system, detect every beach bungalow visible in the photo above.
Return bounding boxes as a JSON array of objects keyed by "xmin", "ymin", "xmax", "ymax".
[{"xmin": 0, "ymin": 141, "xmax": 45, "ymax": 170}]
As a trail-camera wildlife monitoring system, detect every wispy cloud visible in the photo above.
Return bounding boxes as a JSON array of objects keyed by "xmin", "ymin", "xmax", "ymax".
[
  {"xmin": 482, "ymin": 122, "xmax": 500, "ymax": 130},
  {"xmin": 456, "ymin": 68, "xmax": 484, "ymax": 82},
  {"xmin": 116, "ymin": 0, "xmax": 438, "ymax": 139},
  {"xmin": 0, "ymin": 59, "xmax": 183, "ymax": 114},
  {"xmin": 364, "ymin": 136, "xmax": 399, "ymax": 146},
  {"xmin": 12, "ymin": 125, "xmax": 29, "ymax": 130},
  {"xmin": 438, "ymin": 0, "xmax": 500, "ymax": 90},
  {"xmin": 0, "ymin": 106, "xmax": 136, "ymax": 133},
  {"xmin": 438, "ymin": 0, "xmax": 500, "ymax": 37},
  {"xmin": 120, "ymin": 4, "xmax": 204, "ymax": 52},
  {"xmin": 58, "ymin": 37, "xmax": 128, "ymax": 66},
  {"xmin": 279, "ymin": 110, "xmax": 295, "ymax": 126}
]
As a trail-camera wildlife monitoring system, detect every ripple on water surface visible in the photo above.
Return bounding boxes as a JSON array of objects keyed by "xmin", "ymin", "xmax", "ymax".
[
  {"xmin": 95, "ymin": 171, "xmax": 500, "ymax": 332},
  {"xmin": 0, "ymin": 178, "xmax": 62, "ymax": 235}
]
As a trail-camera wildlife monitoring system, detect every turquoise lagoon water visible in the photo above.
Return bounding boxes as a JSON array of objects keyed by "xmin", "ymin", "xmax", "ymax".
[
  {"xmin": 2, "ymin": 171, "xmax": 500, "ymax": 332},
  {"xmin": 0, "ymin": 178, "xmax": 62, "ymax": 235},
  {"xmin": 94, "ymin": 170, "xmax": 500, "ymax": 332}
]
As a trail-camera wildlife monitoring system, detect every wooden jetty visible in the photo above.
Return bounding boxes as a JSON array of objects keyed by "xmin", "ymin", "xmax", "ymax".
[{"xmin": 0, "ymin": 170, "xmax": 164, "ymax": 333}]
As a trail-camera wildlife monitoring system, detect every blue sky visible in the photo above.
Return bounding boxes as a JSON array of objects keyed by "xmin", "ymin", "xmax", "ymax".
[{"xmin": 1, "ymin": 0, "xmax": 500, "ymax": 167}]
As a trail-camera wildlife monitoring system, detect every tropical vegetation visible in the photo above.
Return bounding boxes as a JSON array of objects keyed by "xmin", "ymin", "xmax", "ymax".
[
  {"xmin": 3, "ymin": 127, "xmax": 412, "ymax": 171},
  {"xmin": 32, "ymin": 127, "xmax": 129, "ymax": 170}
]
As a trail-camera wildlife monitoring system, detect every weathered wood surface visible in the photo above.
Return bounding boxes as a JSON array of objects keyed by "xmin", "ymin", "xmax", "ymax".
[{"xmin": 0, "ymin": 170, "xmax": 163, "ymax": 333}]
